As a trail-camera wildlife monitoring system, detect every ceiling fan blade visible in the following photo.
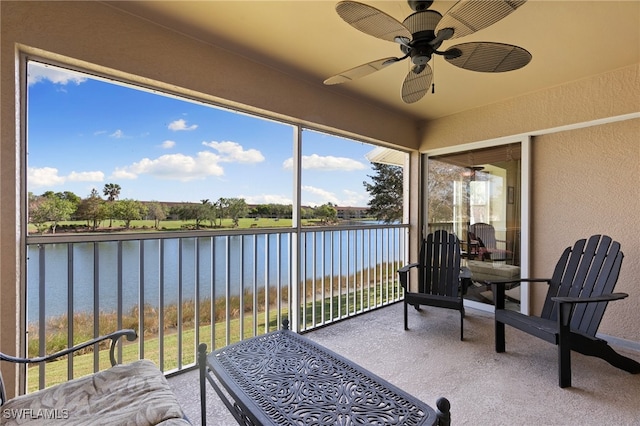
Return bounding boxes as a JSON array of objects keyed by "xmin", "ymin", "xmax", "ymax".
[
  {"xmin": 324, "ymin": 57, "xmax": 399, "ymax": 85},
  {"xmin": 444, "ymin": 42, "xmax": 531, "ymax": 72},
  {"xmin": 336, "ymin": 1, "xmax": 411, "ymax": 42},
  {"xmin": 436, "ymin": 0, "xmax": 526, "ymax": 40},
  {"xmin": 401, "ymin": 64, "xmax": 433, "ymax": 104}
]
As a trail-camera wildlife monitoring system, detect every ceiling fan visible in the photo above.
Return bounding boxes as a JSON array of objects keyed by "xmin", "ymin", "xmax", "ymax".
[{"xmin": 324, "ymin": 0, "xmax": 532, "ymax": 104}]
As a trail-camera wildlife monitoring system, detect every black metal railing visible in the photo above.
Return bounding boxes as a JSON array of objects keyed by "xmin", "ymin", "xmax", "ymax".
[{"xmin": 25, "ymin": 223, "xmax": 408, "ymax": 391}]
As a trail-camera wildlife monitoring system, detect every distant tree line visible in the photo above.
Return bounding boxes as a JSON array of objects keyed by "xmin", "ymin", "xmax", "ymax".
[
  {"xmin": 29, "ymin": 163, "xmax": 402, "ymax": 233},
  {"xmin": 28, "ymin": 184, "xmax": 343, "ymax": 233},
  {"xmin": 29, "ymin": 187, "xmax": 152, "ymax": 233}
]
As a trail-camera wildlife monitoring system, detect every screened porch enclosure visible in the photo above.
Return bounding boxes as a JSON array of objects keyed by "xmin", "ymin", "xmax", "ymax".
[{"xmin": 24, "ymin": 61, "xmax": 411, "ymax": 393}]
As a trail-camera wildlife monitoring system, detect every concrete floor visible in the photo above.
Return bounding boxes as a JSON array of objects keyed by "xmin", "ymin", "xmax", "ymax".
[{"xmin": 168, "ymin": 302, "xmax": 640, "ymax": 425}]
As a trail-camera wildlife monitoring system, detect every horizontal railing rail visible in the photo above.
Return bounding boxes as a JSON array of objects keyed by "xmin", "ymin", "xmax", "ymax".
[{"xmin": 25, "ymin": 223, "xmax": 408, "ymax": 391}]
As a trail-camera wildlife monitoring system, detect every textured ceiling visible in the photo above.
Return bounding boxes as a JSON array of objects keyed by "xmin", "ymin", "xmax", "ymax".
[{"xmin": 105, "ymin": 1, "xmax": 640, "ymax": 122}]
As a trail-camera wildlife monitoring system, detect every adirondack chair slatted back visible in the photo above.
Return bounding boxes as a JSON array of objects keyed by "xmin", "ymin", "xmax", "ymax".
[
  {"xmin": 469, "ymin": 223, "xmax": 497, "ymax": 249},
  {"xmin": 540, "ymin": 235, "xmax": 623, "ymax": 337},
  {"xmin": 419, "ymin": 230, "xmax": 461, "ymax": 297}
]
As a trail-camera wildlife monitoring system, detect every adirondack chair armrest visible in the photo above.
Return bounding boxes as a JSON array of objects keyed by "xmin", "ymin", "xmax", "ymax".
[
  {"xmin": 398, "ymin": 262, "xmax": 419, "ymax": 290},
  {"xmin": 491, "ymin": 278, "xmax": 551, "ymax": 310},
  {"xmin": 0, "ymin": 329, "xmax": 137, "ymax": 367},
  {"xmin": 398, "ymin": 263, "xmax": 419, "ymax": 274},
  {"xmin": 489, "ymin": 277, "xmax": 551, "ymax": 287},
  {"xmin": 551, "ymin": 292, "xmax": 628, "ymax": 304}
]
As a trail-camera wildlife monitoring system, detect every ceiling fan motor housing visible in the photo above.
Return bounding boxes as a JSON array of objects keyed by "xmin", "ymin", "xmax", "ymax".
[
  {"xmin": 407, "ymin": 0, "xmax": 434, "ymax": 11},
  {"xmin": 402, "ymin": 10, "xmax": 443, "ymax": 66}
]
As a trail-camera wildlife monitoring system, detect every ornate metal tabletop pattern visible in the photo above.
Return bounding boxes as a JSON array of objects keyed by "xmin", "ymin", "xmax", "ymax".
[{"xmin": 208, "ymin": 330, "xmax": 438, "ymax": 425}]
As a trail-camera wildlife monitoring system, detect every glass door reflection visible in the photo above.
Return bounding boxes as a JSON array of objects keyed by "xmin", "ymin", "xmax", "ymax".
[{"xmin": 426, "ymin": 144, "xmax": 521, "ymax": 311}]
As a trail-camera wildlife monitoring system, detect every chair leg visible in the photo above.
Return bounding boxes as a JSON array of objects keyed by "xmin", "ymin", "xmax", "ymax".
[
  {"xmin": 571, "ymin": 334, "xmax": 640, "ymax": 374},
  {"xmin": 558, "ymin": 340, "xmax": 572, "ymax": 388},
  {"xmin": 493, "ymin": 283, "xmax": 506, "ymax": 352},
  {"xmin": 460, "ymin": 309, "xmax": 464, "ymax": 341},
  {"xmin": 558, "ymin": 303, "xmax": 572, "ymax": 388},
  {"xmin": 404, "ymin": 300, "xmax": 409, "ymax": 330},
  {"xmin": 495, "ymin": 321, "xmax": 505, "ymax": 353}
]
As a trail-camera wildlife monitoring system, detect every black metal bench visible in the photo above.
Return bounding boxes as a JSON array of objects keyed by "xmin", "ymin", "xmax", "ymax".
[{"xmin": 198, "ymin": 320, "xmax": 451, "ymax": 425}]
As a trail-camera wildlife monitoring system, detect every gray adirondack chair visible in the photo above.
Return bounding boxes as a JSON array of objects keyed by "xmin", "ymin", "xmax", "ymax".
[
  {"xmin": 398, "ymin": 230, "xmax": 470, "ymax": 340},
  {"xmin": 492, "ymin": 234, "xmax": 640, "ymax": 387},
  {"xmin": 468, "ymin": 222, "xmax": 511, "ymax": 262}
]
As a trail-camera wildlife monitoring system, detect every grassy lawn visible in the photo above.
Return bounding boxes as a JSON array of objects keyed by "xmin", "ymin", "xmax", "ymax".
[
  {"xmin": 27, "ymin": 308, "xmax": 287, "ymax": 392},
  {"xmin": 28, "ymin": 217, "xmax": 336, "ymax": 234},
  {"xmin": 26, "ymin": 280, "xmax": 402, "ymax": 393},
  {"xmin": 301, "ymin": 280, "xmax": 402, "ymax": 327}
]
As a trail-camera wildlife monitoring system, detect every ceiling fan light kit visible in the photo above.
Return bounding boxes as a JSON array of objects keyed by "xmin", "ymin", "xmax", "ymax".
[{"xmin": 325, "ymin": 0, "xmax": 532, "ymax": 104}]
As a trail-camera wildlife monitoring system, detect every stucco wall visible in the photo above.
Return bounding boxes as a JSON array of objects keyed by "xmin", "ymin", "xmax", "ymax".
[
  {"xmin": 419, "ymin": 64, "xmax": 639, "ymax": 150},
  {"xmin": 530, "ymin": 120, "xmax": 640, "ymax": 340},
  {"xmin": 420, "ymin": 66, "xmax": 640, "ymax": 343}
]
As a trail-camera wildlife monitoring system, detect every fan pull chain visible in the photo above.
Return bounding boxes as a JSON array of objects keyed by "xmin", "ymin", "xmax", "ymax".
[{"xmin": 432, "ymin": 60, "xmax": 435, "ymax": 93}]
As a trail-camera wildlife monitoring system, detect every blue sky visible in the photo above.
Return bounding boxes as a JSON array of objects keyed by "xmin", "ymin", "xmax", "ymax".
[{"xmin": 27, "ymin": 61, "xmax": 394, "ymax": 207}]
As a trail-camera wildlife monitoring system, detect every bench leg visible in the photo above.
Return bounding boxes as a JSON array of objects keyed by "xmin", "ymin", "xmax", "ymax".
[
  {"xmin": 198, "ymin": 343, "xmax": 208, "ymax": 426},
  {"xmin": 435, "ymin": 397, "xmax": 451, "ymax": 426},
  {"xmin": 459, "ymin": 308, "xmax": 464, "ymax": 341}
]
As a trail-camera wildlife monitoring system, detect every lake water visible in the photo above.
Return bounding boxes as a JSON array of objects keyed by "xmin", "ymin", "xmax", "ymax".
[{"xmin": 27, "ymin": 227, "xmax": 404, "ymax": 323}]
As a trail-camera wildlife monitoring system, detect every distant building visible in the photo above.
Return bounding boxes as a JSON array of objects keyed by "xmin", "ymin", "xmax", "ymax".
[
  {"xmin": 335, "ymin": 206, "xmax": 369, "ymax": 220},
  {"xmin": 140, "ymin": 201, "xmax": 369, "ymax": 221}
]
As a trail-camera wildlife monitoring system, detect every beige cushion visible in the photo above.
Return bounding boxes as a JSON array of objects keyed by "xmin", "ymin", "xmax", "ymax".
[
  {"xmin": 467, "ymin": 260, "xmax": 520, "ymax": 281},
  {"xmin": 1, "ymin": 360, "xmax": 188, "ymax": 425}
]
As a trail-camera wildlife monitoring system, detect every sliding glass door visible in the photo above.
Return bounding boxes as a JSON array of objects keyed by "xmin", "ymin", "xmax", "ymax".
[{"xmin": 425, "ymin": 141, "xmax": 528, "ymax": 312}]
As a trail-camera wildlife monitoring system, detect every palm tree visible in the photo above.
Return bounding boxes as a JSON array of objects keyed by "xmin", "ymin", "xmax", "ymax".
[{"xmin": 103, "ymin": 183, "xmax": 121, "ymax": 227}]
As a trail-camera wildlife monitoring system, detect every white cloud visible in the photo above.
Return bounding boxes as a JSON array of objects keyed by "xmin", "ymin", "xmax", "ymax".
[
  {"xmin": 242, "ymin": 194, "xmax": 292, "ymax": 205},
  {"xmin": 28, "ymin": 167, "xmax": 66, "ymax": 187},
  {"xmin": 302, "ymin": 185, "xmax": 339, "ymax": 206},
  {"xmin": 202, "ymin": 141, "xmax": 265, "ymax": 163},
  {"xmin": 168, "ymin": 119, "xmax": 198, "ymax": 131},
  {"xmin": 28, "ymin": 63, "xmax": 87, "ymax": 86},
  {"xmin": 110, "ymin": 129, "xmax": 126, "ymax": 139},
  {"xmin": 111, "ymin": 169, "xmax": 139, "ymax": 180},
  {"xmin": 298, "ymin": 187, "xmax": 366, "ymax": 207},
  {"xmin": 282, "ymin": 154, "xmax": 366, "ymax": 171},
  {"xmin": 114, "ymin": 151, "xmax": 224, "ymax": 182},
  {"xmin": 28, "ymin": 167, "xmax": 104, "ymax": 188},
  {"xmin": 340, "ymin": 189, "xmax": 367, "ymax": 206},
  {"xmin": 161, "ymin": 140, "xmax": 176, "ymax": 149},
  {"xmin": 67, "ymin": 171, "xmax": 104, "ymax": 182}
]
